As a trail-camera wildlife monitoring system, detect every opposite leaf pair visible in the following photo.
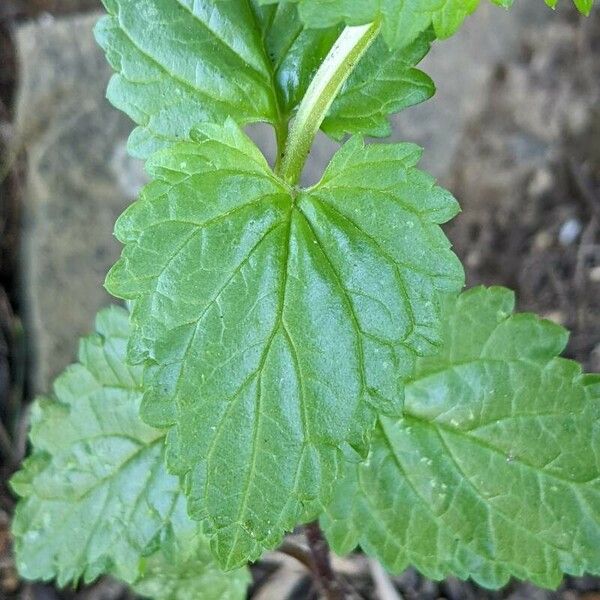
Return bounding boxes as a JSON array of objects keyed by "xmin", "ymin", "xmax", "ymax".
[{"xmin": 96, "ymin": 0, "xmax": 435, "ymax": 158}]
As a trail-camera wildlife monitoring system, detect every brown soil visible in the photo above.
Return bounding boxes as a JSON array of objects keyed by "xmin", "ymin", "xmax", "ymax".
[{"xmin": 448, "ymin": 11, "xmax": 600, "ymax": 373}]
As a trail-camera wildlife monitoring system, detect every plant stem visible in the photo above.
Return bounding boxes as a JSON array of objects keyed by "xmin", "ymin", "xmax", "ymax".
[
  {"xmin": 304, "ymin": 520, "xmax": 346, "ymax": 600},
  {"xmin": 278, "ymin": 538, "xmax": 315, "ymax": 572},
  {"xmin": 277, "ymin": 21, "xmax": 381, "ymax": 185}
]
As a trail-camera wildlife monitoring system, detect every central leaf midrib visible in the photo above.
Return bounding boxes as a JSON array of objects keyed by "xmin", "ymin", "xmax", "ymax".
[
  {"xmin": 293, "ymin": 207, "xmax": 368, "ymax": 401},
  {"xmin": 226, "ymin": 208, "xmax": 300, "ymax": 560},
  {"xmin": 200, "ymin": 194, "xmax": 379, "ymax": 548}
]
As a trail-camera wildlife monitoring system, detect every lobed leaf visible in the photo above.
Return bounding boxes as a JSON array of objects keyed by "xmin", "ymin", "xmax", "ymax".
[
  {"xmin": 11, "ymin": 306, "xmax": 249, "ymax": 599},
  {"xmin": 323, "ymin": 286, "xmax": 600, "ymax": 589},
  {"xmin": 105, "ymin": 119, "xmax": 463, "ymax": 569},
  {"xmin": 95, "ymin": 0, "xmax": 434, "ymax": 156}
]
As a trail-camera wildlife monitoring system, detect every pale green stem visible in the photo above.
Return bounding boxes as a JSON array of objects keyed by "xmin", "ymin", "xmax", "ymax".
[{"xmin": 277, "ymin": 20, "xmax": 381, "ymax": 185}]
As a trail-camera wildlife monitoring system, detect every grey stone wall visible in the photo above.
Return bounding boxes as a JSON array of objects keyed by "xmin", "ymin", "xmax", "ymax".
[{"xmin": 15, "ymin": 12, "xmax": 145, "ymax": 392}]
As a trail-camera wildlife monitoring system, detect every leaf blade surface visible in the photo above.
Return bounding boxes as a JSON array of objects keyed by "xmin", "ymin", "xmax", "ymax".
[
  {"xmin": 323, "ymin": 287, "xmax": 600, "ymax": 588},
  {"xmin": 11, "ymin": 306, "xmax": 250, "ymax": 599},
  {"xmin": 261, "ymin": 0, "xmax": 595, "ymax": 48},
  {"xmin": 105, "ymin": 120, "xmax": 463, "ymax": 568},
  {"xmin": 96, "ymin": 0, "xmax": 435, "ymax": 155}
]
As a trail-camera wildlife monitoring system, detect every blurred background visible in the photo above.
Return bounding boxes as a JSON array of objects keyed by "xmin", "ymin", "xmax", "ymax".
[{"xmin": 0, "ymin": 1, "xmax": 599, "ymax": 598}]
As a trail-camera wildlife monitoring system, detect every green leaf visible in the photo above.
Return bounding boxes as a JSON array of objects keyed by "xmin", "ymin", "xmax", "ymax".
[
  {"xmin": 262, "ymin": 0, "xmax": 595, "ymax": 48},
  {"xmin": 574, "ymin": 0, "xmax": 594, "ymax": 13},
  {"xmin": 11, "ymin": 306, "xmax": 249, "ymax": 599},
  {"xmin": 323, "ymin": 286, "xmax": 600, "ymax": 589},
  {"xmin": 95, "ymin": 0, "xmax": 281, "ymax": 157},
  {"xmin": 95, "ymin": 0, "xmax": 434, "ymax": 157},
  {"xmin": 257, "ymin": 0, "xmax": 379, "ymax": 27},
  {"xmin": 105, "ymin": 119, "xmax": 463, "ymax": 569},
  {"xmin": 131, "ymin": 524, "xmax": 248, "ymax": 600},
  {"xmin": 493, "ymin": 0, "xmax": 595, "ymax": 15},
  {"xmin": 94, "ymin": 0, "xmax": 341, "ymax": 157},
  {"xmin": 259, "ymin": 0, "xmax": 480, "ymax": 48},
  {"xmin": 544, "ymin": 0, "xmax": 594, "ymax": 14},
  {"xmin": 322, "ymin": 30, "xmax": 435, "ymax": 140},
  {"xmin": 257, "ymin": 3, "xmax": 341, "ymax": 115}
]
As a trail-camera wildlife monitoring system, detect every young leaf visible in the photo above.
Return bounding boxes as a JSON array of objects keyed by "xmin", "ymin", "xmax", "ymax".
[
  {"xmin": 322, "ymin": 286, "xmax": 600, "ymax": 589},
  {"xmin": 105, "ymin": 119, "xmax": 464, "ymax": 569},
  {"xmin": 261, "ymin": 0, "xmax": 595, "ymax": 48},
  {"xmin": 256, "ymin": 3, "xmax": 341, "ymax": 115},
  {"xmin": 95, "ymin": 0, "xmax": 434, "ymax": 157},
  {"xmin": 258, "ymin": 0, "xmax": 479, "ymax": 48},
  {"xmin": 322, "ymin": 30, "xmax": 435, "ymax": 140},
  {"xmin": 11, "ymin": 306, "xmax": 249, "ymax": 599}
]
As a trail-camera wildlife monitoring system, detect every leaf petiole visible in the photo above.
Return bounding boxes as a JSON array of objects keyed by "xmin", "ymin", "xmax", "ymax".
[{"xmin": 277, "ymin": 20, "xmax": 381, "ymax": 185}]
